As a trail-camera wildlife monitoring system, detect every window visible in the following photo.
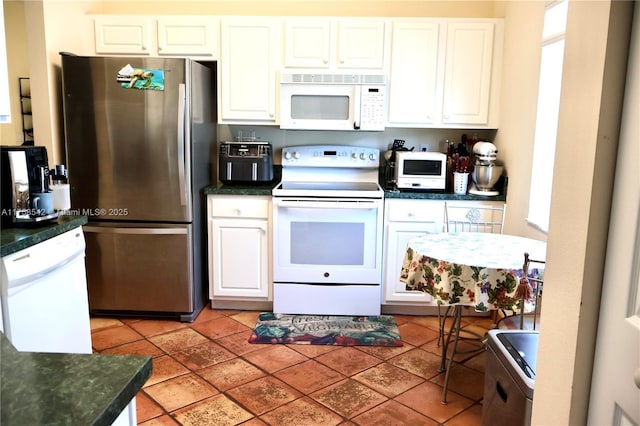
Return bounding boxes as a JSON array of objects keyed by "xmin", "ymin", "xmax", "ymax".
[{"xmin": 527, "ymin": 0, "xmax": 568, "ymax": 232}]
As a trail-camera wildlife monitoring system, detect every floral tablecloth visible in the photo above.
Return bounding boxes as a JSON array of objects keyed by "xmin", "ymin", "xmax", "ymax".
[{"xmin": 401, "ymin": 232, "xmax": 546, "ymax": 312}]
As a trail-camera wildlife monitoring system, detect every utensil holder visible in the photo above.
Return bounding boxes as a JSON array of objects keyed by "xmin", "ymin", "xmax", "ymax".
[{"xmin": 453, "ymin": 172, "xmax": 469, "ymax": 194}]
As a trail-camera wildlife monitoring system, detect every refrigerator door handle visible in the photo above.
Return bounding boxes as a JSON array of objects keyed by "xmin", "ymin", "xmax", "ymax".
[
  {"xmin": 83, "ymin": 226, "xmax": 188, "ymax": 235},
  {"xmin": 177, "ymin": 83, "xmax": 187, "ymax": 206}
]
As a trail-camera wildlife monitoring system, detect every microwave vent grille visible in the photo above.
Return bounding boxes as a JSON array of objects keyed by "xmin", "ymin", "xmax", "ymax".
[{"xmin": 281, "ymin": 73, "xmax": 385, "ymax": 85}]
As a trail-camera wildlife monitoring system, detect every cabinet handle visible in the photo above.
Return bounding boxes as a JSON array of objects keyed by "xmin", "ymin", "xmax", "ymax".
[{"xmin": 142, "ymin": 44, "xmax": 148, "ymax": 51}]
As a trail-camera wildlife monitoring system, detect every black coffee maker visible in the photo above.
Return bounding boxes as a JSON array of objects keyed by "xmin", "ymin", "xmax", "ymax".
[
  {"xmin": 1, "ymin": 145, "xmax": 59, "ymax": 226},
  {"xmin": 383, "ymin": 139, "xmax": 414, "ymax": 190}
]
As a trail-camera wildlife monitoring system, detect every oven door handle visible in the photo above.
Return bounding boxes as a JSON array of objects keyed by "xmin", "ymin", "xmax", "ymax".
[{"xmin": 274, "ymin": 199, "xmax": 379, "ymax": 209}]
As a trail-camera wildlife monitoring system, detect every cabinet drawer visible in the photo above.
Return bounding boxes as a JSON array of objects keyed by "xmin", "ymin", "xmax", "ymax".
[
  {"xmin": 209, "ymin": 196, "xmax": 270, "ymax": 219},
  {"xmin": 385, "ymin": 199, "xmax": 444, "ymax": 223}
]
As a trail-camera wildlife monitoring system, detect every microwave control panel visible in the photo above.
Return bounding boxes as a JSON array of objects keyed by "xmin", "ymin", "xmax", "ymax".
[{"xmin": 359, "ymin": 86, "xmax": 386, "ymax": 131}]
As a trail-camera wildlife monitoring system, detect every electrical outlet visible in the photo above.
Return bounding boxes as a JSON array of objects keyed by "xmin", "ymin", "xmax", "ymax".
[{"xmin": 419, "ymin": 144, "xmax": 429, "ymax": 152}]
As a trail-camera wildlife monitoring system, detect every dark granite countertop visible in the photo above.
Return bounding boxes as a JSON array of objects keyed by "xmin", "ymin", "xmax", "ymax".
[
  {"xmin": 205, "ymin": 180, "xmax": 279, "ymax": 196},
  {"xmin": 1, "ymin": 333, "xmax": 151, "ymax": 426},
  {"xmin": 1, "ymin": 215, "xmax": 88, "ymax": 257},
  {"xmin": 204, "ymin": 168, "xmax": 507, "ymax": 202},
  {"xmin": 383, "ymin": 188, "xmax": 506, "ymax": 201}
]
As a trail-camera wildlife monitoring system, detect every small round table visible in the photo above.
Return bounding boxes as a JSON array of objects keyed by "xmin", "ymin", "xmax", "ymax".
[
  {"xmin": 401, "ymin": 232, "xmax": 546, "ymax": 312},
  {"xmin": 400, "ymin": 232, "xmax": 546, "ymax": 404}
]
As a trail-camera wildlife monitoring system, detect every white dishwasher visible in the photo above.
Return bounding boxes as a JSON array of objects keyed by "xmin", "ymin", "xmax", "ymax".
[{"xmin": 0, "ymin": 227, "xmax": 92, "ymax": 354}]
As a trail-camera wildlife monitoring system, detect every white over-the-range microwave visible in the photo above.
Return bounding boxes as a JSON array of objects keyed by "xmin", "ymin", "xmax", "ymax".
[
  {"xmin": 279, "ymin": 72, "xmax": 387, "ymax": 131},
  {"xmin": 395, "ymin": 151, "xmax": 448, "ymax": 190}
]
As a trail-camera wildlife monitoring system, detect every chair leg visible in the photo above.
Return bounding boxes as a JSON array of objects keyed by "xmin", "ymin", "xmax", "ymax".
[{"xmin": 442, "ymin": 305, "xmax": 463, "ymax": 405}]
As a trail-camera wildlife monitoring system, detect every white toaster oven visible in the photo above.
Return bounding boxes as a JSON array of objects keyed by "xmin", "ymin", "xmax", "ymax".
[{"xmin": 395, "ymin": 151, "xmax": 447, "ymax": 190}]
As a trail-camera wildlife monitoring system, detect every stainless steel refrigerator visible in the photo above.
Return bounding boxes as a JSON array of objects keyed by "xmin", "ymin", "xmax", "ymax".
[{"xmin": 60, "ymin": 55, "xmax": 216, "ymax": 321}]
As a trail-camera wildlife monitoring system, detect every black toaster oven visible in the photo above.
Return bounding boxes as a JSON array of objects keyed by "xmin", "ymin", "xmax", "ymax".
[{"xmin": 218, "ymin": 141, "xmax": 274, "ymax": 184}]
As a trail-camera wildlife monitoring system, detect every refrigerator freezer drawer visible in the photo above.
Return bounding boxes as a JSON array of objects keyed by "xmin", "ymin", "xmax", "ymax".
[
  {"xmin": 84, "ymin": 223, "xmax": 194, "ymax": 314},
  {"xmin": 483, "ymin": 340, "xmax": 534, "ymax": 426}
]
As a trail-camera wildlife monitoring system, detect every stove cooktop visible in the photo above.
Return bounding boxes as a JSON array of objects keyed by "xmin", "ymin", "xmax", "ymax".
[
  {"xmin": 279, "ymin": 181, "xmax": 380, "ymax": 191},
  {"xmin": 272, "ymin": 181, "xmax": 383, "ymax": 198}
]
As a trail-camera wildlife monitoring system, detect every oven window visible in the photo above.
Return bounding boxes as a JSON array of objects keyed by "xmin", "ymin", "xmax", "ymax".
[
  {"xmin": 403, "ymin": 159, "xmax": 442, "ymax": 176},
  {"xmin": 290, "ymin": 222, "xmax": 364, "ymax": 265},
  {"xmin": 291, "ymin": 95, "xmax": 349, "ymax": 120}
]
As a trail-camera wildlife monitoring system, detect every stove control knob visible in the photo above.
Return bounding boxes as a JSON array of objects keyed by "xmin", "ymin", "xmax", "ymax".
[
  {"xmin": 293, "ymin": 151, "xmax": 301, "ymax": 159},
  {"xmin": 359, "ymin": 152, "xmax": 366, "ymax": 160},
  {"xmin": 351, "ymin": 152, "xmax": 357, "ymax": 160},
  {"xmin": 284, "ymin": 151, "xmax": 292, "ymax": 160},
  {"xmin": 369, "ymin": 153, "xmax": 376, "ymax": 161}
]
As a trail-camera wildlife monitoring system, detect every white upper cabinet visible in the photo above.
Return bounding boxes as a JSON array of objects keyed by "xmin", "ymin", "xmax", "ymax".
[
  {"xmin": 156, "ymin": 17, "xmax": 218, "ymax": 56},
  {"xmin": 94, "ymin": 16, "xmax": 218, "ymax": 57},
  {"xmin": 283, "ymin": 18, "xmax": 387, "ymax": 70},
  {"xmin": 219, "ymin": 18, "xmax": 281, "ymax": 123},
  {"xmin": 336, "ymin": 19, "xmax": 387, "ymax": 69},
  {"xmin": 388, "ymin": 19, "xmax": 503, "ymax": 128},
  {"xmin": 283, "ymin": 19, "xmax": 332, "ymax": 68},
  {"xmin": 388, "ymin": 21, "xmax": 441, "ymax": 125},
  {"xmin": 94, "ymin": 16, "xmax": 153, "ymax": 55},
  {"xmin": 441, "ymin": 22, "xmax": 495, "ymax": 125}
]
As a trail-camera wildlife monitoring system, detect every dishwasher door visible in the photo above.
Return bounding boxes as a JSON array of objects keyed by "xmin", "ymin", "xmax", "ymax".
[{"xmin": 0, "ymin": 228, "xmax": 92, "ymax": 354}]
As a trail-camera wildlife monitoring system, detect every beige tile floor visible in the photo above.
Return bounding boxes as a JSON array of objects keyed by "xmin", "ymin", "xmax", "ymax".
[{"xmin": 90, "ymin": 308, "xmax": 493, "ymax": 425}]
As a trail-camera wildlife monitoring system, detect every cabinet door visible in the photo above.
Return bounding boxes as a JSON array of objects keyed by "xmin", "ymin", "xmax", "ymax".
[
  {"xmin": 383, "ymin": 199, "xmax": 444, "ymax": 304},
  {"xmin": 220, "ymin": 18, "xmax": 280, "ymax": 122},
  {"xmin": 384, "ymin": 222, "xmax": 436, "ymax": 303},
  {"xmin": 336, "ymin": 19, "xmax": 386, "ymax": 69},
  {"xmin": 442, "ymin": 22, "xmax": 495, "ymax": 125},
  {"xmin": 283, "ymin": 19, "xmax": 332, "ymax": 68},
  {"xmin": 94, "ymin": 16, "xmax": 153, "ymax": 55},
  {"xmin": 210, "ymin": 218, "xmax": 269, "ymax": 299},
  {"xmin": 388, "ymin": 21, "xmax": 440, "ymax": 125},
  {"xmin": 157, "ymin": 17, "xmax": 218, "ymax": 57}
]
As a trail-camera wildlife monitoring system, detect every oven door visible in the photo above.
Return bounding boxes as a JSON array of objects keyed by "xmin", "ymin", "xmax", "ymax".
[{"xmin": 272, "ymin": 197, "xmax": 383, "ymax": 284}]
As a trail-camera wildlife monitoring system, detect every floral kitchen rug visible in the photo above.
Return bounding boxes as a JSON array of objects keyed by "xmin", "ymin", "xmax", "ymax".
[{"xmin": 248, "ymin": 312, "xmax": 403, "ymax": 346}]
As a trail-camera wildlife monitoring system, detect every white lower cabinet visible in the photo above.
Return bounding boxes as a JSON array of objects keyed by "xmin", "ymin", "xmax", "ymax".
[
  {"xmin": 382, "ymin": 198, "xmax": 507, "ymax": 306},
  {"xmin": 208, "ymin": 195, "xmax": 271, "ymax": 301},
  {"xmin": 383, "ymin": 199, "xmax": 445, "ymax": 304}
]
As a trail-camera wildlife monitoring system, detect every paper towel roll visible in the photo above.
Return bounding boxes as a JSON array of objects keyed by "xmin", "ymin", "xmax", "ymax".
[{"xmin": 51, "ymin": 184, "xmax": 71, "ymax": 211}]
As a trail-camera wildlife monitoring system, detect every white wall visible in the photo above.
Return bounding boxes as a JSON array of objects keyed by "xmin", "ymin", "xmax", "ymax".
[
  {"xmin": 495, "ymin": 1, "xmax": 546, "ymax": 239},
  {"xmin": 0, "ymin": 1, "xmax": 29, "ymax": 145}
]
